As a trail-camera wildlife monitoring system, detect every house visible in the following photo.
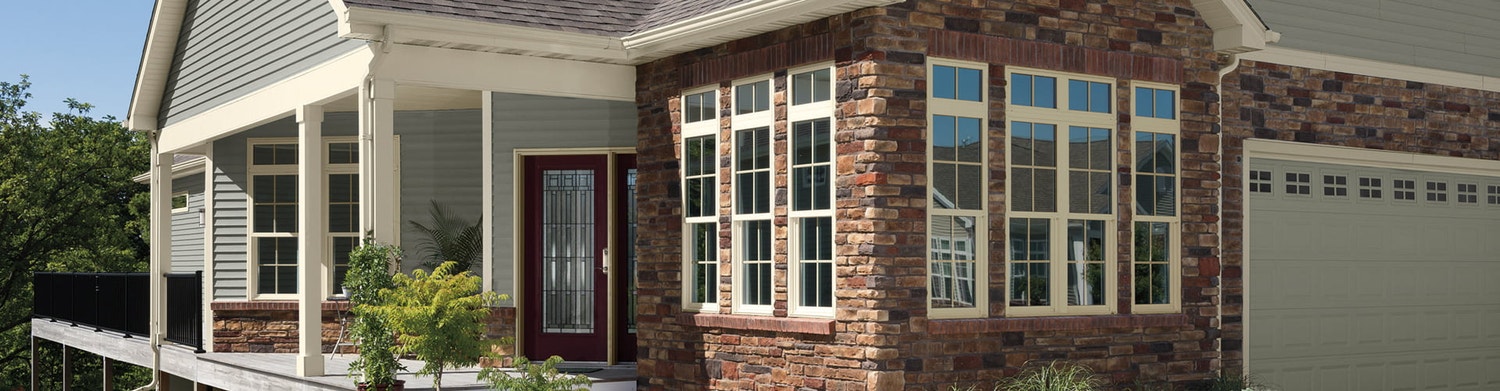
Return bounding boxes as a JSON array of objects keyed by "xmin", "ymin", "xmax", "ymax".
[{"xmin": 30, "ymin": 0, "xmax": 1500, "ymax": 390}]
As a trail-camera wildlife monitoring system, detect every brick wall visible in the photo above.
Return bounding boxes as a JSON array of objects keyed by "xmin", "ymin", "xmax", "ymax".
[
  {"xmin": 1217, "ymin": 59, "xmax": 1500, "ymax": 371},
  {"xmin": 635, "ymin": 0, "xmax": 1226, "ymax": 390},
  {"xmin": 210, "ymin": 302, "xmax": 518, "ymax": 355}
]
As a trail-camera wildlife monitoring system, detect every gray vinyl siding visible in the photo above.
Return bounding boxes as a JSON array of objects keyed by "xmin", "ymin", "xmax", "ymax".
[
  {"xmin": 208, "ymin": 111, "xmax": 480, "ymax": 300},
  {"xmin": 158, "ymin": 0, "xmax": 363, "ymax": 127},
  {"xmin": 170, "ymin": 174, "xmax": 206, "ymax": 274},
  {"xmin": 490, "ymin": 92, "xmax": 637, "ymax": 296},
  {"xmin": 1253, "ymin": 0, "xmax": 1500, "ymax": 78}
]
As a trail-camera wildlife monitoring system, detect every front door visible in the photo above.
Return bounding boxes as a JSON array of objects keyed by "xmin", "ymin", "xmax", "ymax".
[{"xmin": 522, "ymin": 154, "xmax": 637, "ymax": 362}]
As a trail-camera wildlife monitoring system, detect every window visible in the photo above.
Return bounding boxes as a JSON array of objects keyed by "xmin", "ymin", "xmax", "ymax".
[
  {"xmin": 1426, "ymin": 181, "xmax": 1448, "ymax": 202},
  {"xmin": 681, "ymin": 85, "xmax": 721, "ymax": 312},
  {"xmin": 684, "ymin": 90, "xmax": 716, "ymax": 123},
  {"xmin": 1457, "ymin": 183, "xmax": 1478, "ymax": 204},
  {"xmin": 1249, "ymin": 170, "xmax": 1272, "ymax": 193},
  {"xmin": 327, "ymin": 140, "xmax": 359, "ymax": 291},
  {"xmin": 249, "ymin": 141, "xmax": 299, "ymax": 297},
  {"xmin": 1284, "ymin": 172, "xmax": 1311, "ymax": 195},
  {"xmin": 928, "ymin": 59, "xmax": 989, "ymax": 318},
  {"xmin": 171, "ymin": 192, "xmax": 190, "ymax": 213},
  {"xmin": 1488, "ymin": 185, "xmax": 1500, "ymax": 205},
  {"xmin": 1323, "ymin": 175, "xmax": 1348, "ymax": 197},
  {"xmin": 1131, "ymin": 83, "xmax": 1180, "ymax": 313},
  {"xmin": 788, "ymin": 65, "xmax": 836, "ymax": 317},
  {"xmin": 1358, "ymin": 177, "xmax": 1383, "ymax": 199},
  {"xmin": 1394, "ymin": 179, "xmax": 1416, "ymax": 200},
  {"xmin": 1005, "ymin": 68, "xmax": 1118, "ymax": 316},
  {"xmin": 730, "ymin": 75, "xmax": 775, "ymax": 315}
]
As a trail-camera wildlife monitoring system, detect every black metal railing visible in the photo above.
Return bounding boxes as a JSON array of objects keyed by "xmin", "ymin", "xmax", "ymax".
[
  {"xmin": 33, "ymin": 272, "xmax": 150, "ymax": 337},
  {"xmin": 33, "ymin": 271, "xmax": 204, "ymax": 352},
  {"xmin": 165, "ymin": 271, "xmax": 204, "ymax": 352}
]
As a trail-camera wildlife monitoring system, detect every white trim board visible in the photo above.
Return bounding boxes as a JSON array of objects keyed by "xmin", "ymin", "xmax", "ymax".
[
  {"xmin": 1241, "ymin": 46, "xmax": 1500, "ymax": 93},
  {"xmin": 1244, "ymin": 139, "xmax": 1500, "ymax": 177}
]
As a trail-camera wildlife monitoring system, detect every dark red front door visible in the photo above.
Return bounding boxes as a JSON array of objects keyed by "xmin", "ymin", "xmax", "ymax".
[{"xmin": 522, "ymin": 154, "xmax": 637, "ymax": 362}]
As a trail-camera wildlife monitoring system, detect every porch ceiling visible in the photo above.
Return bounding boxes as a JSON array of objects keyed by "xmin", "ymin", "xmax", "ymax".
[{"xmin": 322, "ymin": 85, "xmax": 483, "ymax": 112}]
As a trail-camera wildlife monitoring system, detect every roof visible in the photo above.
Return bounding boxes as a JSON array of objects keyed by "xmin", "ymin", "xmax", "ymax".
[{"xmin": 341, "ymin": 0, "xmax": 750, "ymax": 37}]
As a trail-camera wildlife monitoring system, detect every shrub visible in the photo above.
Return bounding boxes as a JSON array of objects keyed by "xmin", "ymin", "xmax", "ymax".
[
  {"xmin": 478, "ymin": 355, "xmax": 592, "ymax": 391},
  {"xmin": 995, "ymin": 361, "xmax": 1103, "ymax": 391}
]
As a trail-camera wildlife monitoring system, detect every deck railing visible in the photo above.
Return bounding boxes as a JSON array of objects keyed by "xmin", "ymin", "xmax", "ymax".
[{"xmin": 33, "ymin": 271, "xmax": 204, "ymax": 352}]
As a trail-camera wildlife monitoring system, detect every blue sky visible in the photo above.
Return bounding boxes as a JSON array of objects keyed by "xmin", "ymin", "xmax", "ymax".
[{"xmin": 0, "ymin": 1, "xmax": 154, "ymax": 120}]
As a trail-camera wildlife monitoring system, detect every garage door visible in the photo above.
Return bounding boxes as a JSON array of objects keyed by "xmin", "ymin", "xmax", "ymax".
[{"xmin": 1248, "ymin": 157, "xmax": 1500, "ymax": 391}]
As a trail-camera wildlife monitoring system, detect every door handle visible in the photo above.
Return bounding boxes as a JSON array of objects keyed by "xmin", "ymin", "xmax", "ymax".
[{"xmin": 599, "ymin": 247, "xmax": 610, "ymax": 275}]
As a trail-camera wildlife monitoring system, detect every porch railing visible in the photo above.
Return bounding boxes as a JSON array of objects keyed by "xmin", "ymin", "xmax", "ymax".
[
  {"xmin": 165, "ymin": 271, "xmax": 204, "ymax": 352},
  {"xmin": 32, "ymin": 271, "xmax": 205, "ymax": 352}
]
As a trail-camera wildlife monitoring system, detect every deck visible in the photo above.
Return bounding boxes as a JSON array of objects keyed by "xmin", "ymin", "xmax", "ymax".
[{"xmin": 32, "ymin": 319, "xmax": 636, "ymax": 390}]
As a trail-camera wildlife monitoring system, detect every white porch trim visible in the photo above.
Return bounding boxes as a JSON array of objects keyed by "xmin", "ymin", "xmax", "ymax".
[
  {"xmin": 296, "ymin": 105, "xmax": 327, "ymax": 376},
  {"xmin": 155, "ymin": 49, "xmax": 371, "ymax": 153},
  {"xmin": 374, "ymin": 44, "xmax": 636, "ymax": 102}
]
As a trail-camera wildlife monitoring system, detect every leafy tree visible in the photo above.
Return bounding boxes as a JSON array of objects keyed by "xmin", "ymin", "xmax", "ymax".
[
  {"xmin": 368, "ymin": 261, "xmax": 499, "ymax": 391},
  {"xmin": 0, "ymin": 76, "xmax": 151, "ymax": 388},
  {"xmin": 408, "ymin": 200, "xmax": 483, "ymax": 272},
  {"xmin": 345, "ymin": 239, "xmax": 405, "ymax": 387}
]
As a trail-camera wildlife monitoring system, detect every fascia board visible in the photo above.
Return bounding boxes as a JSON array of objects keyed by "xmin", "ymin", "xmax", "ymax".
[
  {"xmin": 132, "ymin": 156, "xmax": 207, "ymax": 184},
  {"xmin": 126, "ymin": 0, "xmax": 190, "ymax": 131},
  {"xmin": 340, "ymin": 6, "xmax": 630, "ymax": 63},
  {"xmin": 621, "ymin": 0, "xmax": 903, "ymax": 62},
  {"xmin": 1191, "ymin": 0, "xmax": 1278, "ymax": 54}
]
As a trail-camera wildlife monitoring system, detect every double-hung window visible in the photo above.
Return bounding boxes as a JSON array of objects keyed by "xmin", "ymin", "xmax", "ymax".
[
  {"xmin": 681, "ymin": 86, "xmax": 720, "ymax": 312},
  {"xmin": 731, "ymin": 75, "xmax": 775, "ymax": 315},
  {"xmin": 249, "ymin": 140, "xmax": 300, "ymax": 298},
  {"xmin": 1006, "ymin": 68, "xmax": 1116, "ymax": 316},
  {"xmin": 788, "ymin": 64, "xmax": 836, "ymax": 317},
  {"xmin": 1132, "ymin": 83, "xmax": 1181, "ymax": 313},
  {"xmin": 326, "ymin": 139, "xmax": 360, "ymax": 293},
  {"xmin": 927, "ymin": 59, "xmax": 989, "ymax": 318}
]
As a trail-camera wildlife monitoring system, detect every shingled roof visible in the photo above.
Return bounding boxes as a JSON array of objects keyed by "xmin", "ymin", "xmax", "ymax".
[{"xmin": 342, "ymin": 0, "xmax": 753, "ymax": 36}]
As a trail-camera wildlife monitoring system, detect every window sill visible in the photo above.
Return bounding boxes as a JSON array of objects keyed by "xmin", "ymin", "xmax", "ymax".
[
  {"xmin": 211, "ymin": 300, "xmax": 351, "ymax": 312},
  {"xmin": 677, "ymin": 313, "xmax": 834, "ymax": 335},
  {"xmin": 928, "ymin": 314, "xmax": 1188, "ymax": 334}
]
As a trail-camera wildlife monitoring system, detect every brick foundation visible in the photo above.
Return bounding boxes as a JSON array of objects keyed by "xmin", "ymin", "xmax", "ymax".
[{"xmin": 210, "ymin": 301, "xmax": 518, "ymax": 355}]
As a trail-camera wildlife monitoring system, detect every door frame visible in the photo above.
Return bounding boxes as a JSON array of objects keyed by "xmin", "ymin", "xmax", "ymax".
[{"xmin": 513, "ymin": 147, "xmax": 635, "ymax": 364}]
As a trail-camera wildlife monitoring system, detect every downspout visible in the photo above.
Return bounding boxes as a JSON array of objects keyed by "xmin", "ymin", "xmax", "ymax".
[
  {"xmin": 132, "ymin": 130, "xmax": 165, "ymax": 391},
  {"xmin": 1213, "ymin": 52, "xmax": 1238, "ymax": 378}
]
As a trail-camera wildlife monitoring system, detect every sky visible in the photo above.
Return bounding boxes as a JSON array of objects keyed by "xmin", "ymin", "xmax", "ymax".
[{"xmin": 0, "ymin": 1, "xmax": 155, "ymax": 120}]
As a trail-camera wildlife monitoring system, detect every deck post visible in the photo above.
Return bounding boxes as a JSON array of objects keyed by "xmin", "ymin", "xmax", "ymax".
[
  {"xmin": 60, "ymin": 345, "xmax": 70, "ymax": 391},
  {"xmin": 29, "ymin": 337, "xmax": 38, "ymax": 391},
  {"xmin": 296, "ymin": 104, "xmax": 326, "ymax": 377},
  {"xmin": 101, "ymin": 357, "xmax": 113, "ymax": 391}
]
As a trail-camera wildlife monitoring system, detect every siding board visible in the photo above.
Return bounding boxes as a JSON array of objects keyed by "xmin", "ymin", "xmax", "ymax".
[
  {"xmin": 1255, "ymin": 0, "xmax": 1500, "ymax": 78},
  {"xmin": 170, "ymin": 175, "xmax": 206, "ymax": 273}
]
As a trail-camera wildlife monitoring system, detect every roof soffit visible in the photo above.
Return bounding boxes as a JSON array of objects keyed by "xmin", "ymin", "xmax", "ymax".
[{"xmin": 126, "ymin": 0, "xmax": 190, "ymax": 131}]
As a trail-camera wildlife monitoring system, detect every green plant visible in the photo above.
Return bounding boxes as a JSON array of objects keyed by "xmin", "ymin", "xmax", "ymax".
[
  {"xmin": 1190, "ymin": 371, "xmax": 1274, "ymax": 391},
  {"xmin": 367, "ymin": 261, "xmax": 501, "ymax": 391},
  {"xmin": 345, "ymin": 239, "xmax": 405, "ymax": 387},
  {"xmin": 995, "ymin": 361, "xmax": 1102, "ymax": 391},
  {"xmin": 478, "ymin": 355, "xmax": 592, "ymax": 391},
  {"xmin": 409, "ymin": 200, "xmax": 483, "ymax": 272}
]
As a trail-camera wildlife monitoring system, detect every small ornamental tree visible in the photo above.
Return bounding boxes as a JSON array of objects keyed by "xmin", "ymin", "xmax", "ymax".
[
  {"xmin": 478, "ymin": 355, "xmax": 592, "ymax": 391},
  {"xmin": 345, "ymin": 239, "xmax": 405, "ymax": 388},
  {"xmin": 368, "ymin": 261, "xmax": 499, "ymax": 391}
]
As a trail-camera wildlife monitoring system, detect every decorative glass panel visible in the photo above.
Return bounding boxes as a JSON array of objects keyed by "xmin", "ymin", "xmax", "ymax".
[
  {"xmin": 540, "ymin": 169, "xmax": 596, "ymax": 333},
  {"xmin": 625, "ymin": 169, "xmax": 639, "ymax": 331}
]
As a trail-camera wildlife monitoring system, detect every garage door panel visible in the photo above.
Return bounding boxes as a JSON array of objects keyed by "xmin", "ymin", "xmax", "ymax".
[{"xmin": 1250, "ymin": 158, "xmax": 1500, "ymax": 391}]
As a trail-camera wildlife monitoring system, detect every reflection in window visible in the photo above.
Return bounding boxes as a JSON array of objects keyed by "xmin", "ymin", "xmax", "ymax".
[
  {"xmin": 932, "ymin": 115, "xmax": 984, "ymax": 210},
  {"xmin": 689, "ymin": 223, "xmax": 717, "ymax": 304},
  {"xmin": 1011, "ymin": 121, "xmax": 1057, "ymax": 212},
  {"xmin": 741, "ymin": 220, "xmax": 772, "ymax": 306},
  {"xmin": 1067, "ymin": 220, "xmax": 1106, "ymax": 306},
  {"xmin": 1068, "ymin": 126, "xmax": 1111, "ymax": 214},
  {"xmin": 1068, "ymin": 80, "xmax": 1111, "ymax": 113},
  {"xmin": 933, "ymin": 65, "xmax": 983, "ymax": 102},
  {"xmin": 1135, "ymin": 87, "xmax": 1176, "ymax": 119},
  {"xmin": 735, "ymin": 128, "xmax": 771, "ymax": 214},
  {"xmin": 1011, "ymin": 73, "xmax": 1057, "ymax": 108},
  {"xmin": 792, "ymin": 119, "xmax": 832, "ymax": 211},
  {"xmin": 1135, "ymin": 132, "xmax": 1176, "ymax": 215},
  {"xmin": 683, "ymin": 136, "xmax": 716, "ymax": 218},
  {"xmin": 1009, "ymin": 218, "xmax": 1050, "ymax": 307},
  {"xmin": 930, "ymin": 215, "xmax": 977, "ymax": 308},
  {"xmin": 1133, "ymin": 221, "xmax": 1170, "ymax": 305}
]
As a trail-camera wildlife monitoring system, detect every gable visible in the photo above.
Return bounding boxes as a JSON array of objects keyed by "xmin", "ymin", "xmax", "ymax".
[
  {"xmin": 156, "ymin": 0, "xmax": 363, "ymax": 128},
  {"xmin": 1252, "ymin": 0, "xmax": 1500, "ymax": 78}
]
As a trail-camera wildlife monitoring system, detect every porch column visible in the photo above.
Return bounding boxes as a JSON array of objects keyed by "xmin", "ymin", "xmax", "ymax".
[
  {"xmin": 360, "ymin": 79, "xmax": 398, "ymax": 244},
  {"xmin": 296, "ymin": 105, "xmax": 326, "ymax": 376},
  {"xmin": 148, "ymin": 135, "xmax": 173, "ymax": 379}
]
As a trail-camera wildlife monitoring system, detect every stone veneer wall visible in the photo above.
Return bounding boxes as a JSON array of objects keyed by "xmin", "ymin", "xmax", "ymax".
[
  {"xmin": 635, "ymin": 0, "xmax": 1227, "ymax": 390},
  {"xmin": 212, "ymin": 302, "xmax": 518, "ymax": 354},
  {"xmin": 1218, "ymin": 59, "xmax": 1500, "ymax": 372}
]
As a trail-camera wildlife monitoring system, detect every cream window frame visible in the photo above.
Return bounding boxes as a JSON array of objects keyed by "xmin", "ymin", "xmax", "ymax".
[
  {"xmin": 1004, "ymin": 67, "xmax": 1118, "ymax": 317},
  {"xmin": 324, "ymin": 138, "xmax": 360, "ymax": 297},
  {"xmin": 1130, "ymin": 81, "xmax": 1182, "ymax": 314},
  {"xmin": 247, "ymin": 137, "xmax": 301, "ymax": 300},
  {"xmin": 786, "ymin": 63, "xmax": 837, "ymax": 318},
  {"xmin": 171, "ymin": 192, "xmax": 190, "ymax": 214},
  {"xmin": 729, "ymin": 75, "xmax": 776, "ymax": 316},
  {"xmin": 681, "ymin": 84, "xmax": 722, "ymax": 313},
  {"xmin": 927, "ymin": 58, "xmax": 990, "ymax": 319}
]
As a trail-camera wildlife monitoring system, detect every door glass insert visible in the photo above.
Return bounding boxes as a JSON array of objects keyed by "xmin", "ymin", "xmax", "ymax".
[
  {"xmin": 542, "ymin": 169, "xmax": 596, "ymax": 333},
  {"xmin": 625, "ymin": 168, "xmax": 638, "ymax": 333}
]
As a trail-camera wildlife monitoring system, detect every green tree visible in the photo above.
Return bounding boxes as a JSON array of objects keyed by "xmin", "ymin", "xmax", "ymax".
[
  {"xmin": 368, "ymin": 261, "xmax": 498, "ymax": 390},
  {"xmin": 345, "ymin": 239, "xmax": 404, "ymax": 387},
  {"xmin": 0, "ymin": 76, "xmax": 151, "ymax": 388}
]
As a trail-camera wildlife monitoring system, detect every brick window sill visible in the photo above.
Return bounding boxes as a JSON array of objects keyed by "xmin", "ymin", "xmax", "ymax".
[
  {"xmin": 929, "ymin": 314, "xmax": 1189, "ymax": 334},
  {"xmin": 211, "ymin": 300, "xmax": 351, "ymax": 312},
  {"xmin": 677, "ymin": 313, "xmax": 834, "ymax": 335}
]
